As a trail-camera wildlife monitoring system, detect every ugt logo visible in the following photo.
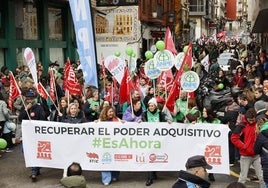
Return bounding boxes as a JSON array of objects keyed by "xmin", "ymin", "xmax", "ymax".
[
  {"xmin": 205, "ymin": 145, "xmax": 222, "ymax": 165},
  {"xmin": 37, "ymin": 141, "xmax": 52, "ymax": 160}
]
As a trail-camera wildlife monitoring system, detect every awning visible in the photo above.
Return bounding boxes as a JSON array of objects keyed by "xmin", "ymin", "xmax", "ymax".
[{"xmin": 252, "ymin": 8, "xmax": 268, "ymax": 33}]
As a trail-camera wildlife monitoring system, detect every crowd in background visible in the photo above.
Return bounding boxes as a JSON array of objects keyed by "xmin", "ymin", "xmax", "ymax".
[{"xmin": 1, "ymin": 38, "xmax": 268, "ymax": 187}]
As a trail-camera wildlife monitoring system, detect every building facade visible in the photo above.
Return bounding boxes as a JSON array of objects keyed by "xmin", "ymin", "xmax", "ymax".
[{"xmin": 0, "ymin": 0, "xmax": 77, "ymax": 72}]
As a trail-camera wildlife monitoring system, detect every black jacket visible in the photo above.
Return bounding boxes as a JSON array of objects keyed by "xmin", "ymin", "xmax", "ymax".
[
  {"xmin": 254, "ymin": 124, "xmax": 268, "ymax": 183},
  {"xmin": 172, "ymin": 170, "xmax": 211, "ymax": 188},
  {"xmin": 19, "ymin": 102, "xmax": 47, "ymax": 122}
]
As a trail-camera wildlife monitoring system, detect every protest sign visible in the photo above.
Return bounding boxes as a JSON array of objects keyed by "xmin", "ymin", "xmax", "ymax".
[{"xmin": 22, "ymin": 120, "xmax": 229, "ymax": 174}]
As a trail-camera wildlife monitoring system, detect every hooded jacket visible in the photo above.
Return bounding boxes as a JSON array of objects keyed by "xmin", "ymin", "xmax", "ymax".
[
  {"xmin": 172, "ymin": 170, "xmax": 210, "ymax": 188},
  {"xmin": 231, "ymin": 115, "xmax": 258, "ymax": 156}
]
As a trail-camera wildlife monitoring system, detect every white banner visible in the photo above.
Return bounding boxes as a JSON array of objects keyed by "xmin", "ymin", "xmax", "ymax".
[{"xmin": 22, "ymin": 120, "xmax": 230, "ymax": 174}]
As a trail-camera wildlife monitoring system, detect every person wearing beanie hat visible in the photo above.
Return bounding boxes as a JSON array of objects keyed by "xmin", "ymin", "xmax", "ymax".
[
  {"xmin": 172, "ymin": 155, "xmax": 212, "ymax": 188},
  {"xmin": 142, "ymin": 97, "xmax": 171, "ymax": 186},
  {"xmin": 148, "ymin": 97, "xmax": 157, "ymax": 107},
  {"xmin": 254, "ymin": 100, "xmax": 268, "ymax": 119}
]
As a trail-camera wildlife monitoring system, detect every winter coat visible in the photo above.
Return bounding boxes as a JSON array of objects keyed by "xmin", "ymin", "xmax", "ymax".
[
  {"xmin": 0, "ymin": 100, "xmax": 9, "ymax": 121},
  {"xmin": 221, "ymin": 110, "xmax": 239, "ymax": 131},
  {"xmin": 254, "ymin": 122, "xmax": 268, "ymax": 183},
  {"xmin": 83, "ymin": 98, "xmax": 103, "ymax": 122},
  {"xmin": 232, "ymin": 73, "xmax": 246, "ymax": 88},
  {"xmin": 61, "ymin": 111, "xmax": 86, "ymax": 124},
  {"xmin": 172, "ymin": 170, "xmax": 210, "ymax": 188},
  {"xmin": 122, "ymin": 105, "xmax": 144, "ymax": 122},
  {"xmin": 231, "ymin": 116, "xmax": 258, "ymax": 156},
  {"xmin": 60, "ymin": 175, "xmax": 89, "ymax": 188},
  {"xmin": 19, "ymin": 101, "xmax": 47, "ymax": 121}
]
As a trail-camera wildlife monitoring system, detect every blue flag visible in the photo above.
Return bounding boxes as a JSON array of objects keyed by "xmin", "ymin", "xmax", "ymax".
[{"xmin": 69, "ymin": 0, "xmax": 98, "ymax": 88}]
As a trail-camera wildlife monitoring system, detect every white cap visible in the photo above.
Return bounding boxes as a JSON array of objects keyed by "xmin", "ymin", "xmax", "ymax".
[{"xmin": 148, "ymin": 97, "xmax": 157, "ymax": 106}]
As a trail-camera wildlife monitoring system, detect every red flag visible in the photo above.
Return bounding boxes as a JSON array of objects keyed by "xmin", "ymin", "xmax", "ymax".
[
  {"xmin": 49, "ymin": 69, "xmax": 56, "ymax": 101},
  {"xmin": 165, "ymin": 81, "xmax": 180, "ymax": 112},
  {"xmin": 66, "ymin": 64, "xmax": 83, "ymax": 96},
  {"xmin": 165, "ymin": 43, "xmax": 193, "ymax": 112},
  {"xmin": 139, "ymin": 66, "xmax": 150, "ymax": 85},
  {"xmin": 63, "ymin": 59, "xmax": 71, "ymax": 90},
  {"xmin": 104, "ymin": 86, "xmax": 112, "ymax": 103},
  {"xmin": 119, "ymin": 67, "xmax": 135, "ymax": 104},
  {"xmin": 189, "ymin": 91, "xmax": 195, "ymax": 99},
  {"xmin": 165, "ymin": 27, "xmax": 177, "ymax": 55},
  {"xmin": 157, "ymin": 69, "xmax": 174, "ymax": 92},
  {"xmin": 133, "ymin": 76, "xmax": 143, "ymax": 97},
  {"xmin": 62, "ymin": 59, "xmax": 82, "ymax": 96},
  {"xmin": 37, "ymin": 82, "xmax": 49, "ymax": 99},
  {"xmin": 104, "ymin": 79, "xmax": 119, "ymax": 103},
  {"xmin": 8, "ymin": 72, "xmax": 21, "ymax": 110}
]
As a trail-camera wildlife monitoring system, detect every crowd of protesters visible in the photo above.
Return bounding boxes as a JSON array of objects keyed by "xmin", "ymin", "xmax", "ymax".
[{"xmin": 1, "ymin": 38, "xmax": 268, "ymax": 187}]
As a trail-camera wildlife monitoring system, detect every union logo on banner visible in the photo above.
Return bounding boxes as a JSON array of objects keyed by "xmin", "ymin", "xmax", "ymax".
[
  {"xmin": 37, "ymin": 141, "xmax": 52, "ymax": 160},
  {"xmin": 205, "ymin": 145, "xmax": 222, "ymax": 166}
]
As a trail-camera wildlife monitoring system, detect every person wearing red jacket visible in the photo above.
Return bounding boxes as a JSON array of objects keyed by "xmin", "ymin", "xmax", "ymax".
[{"xmin": 231, "ymin": 108, "xmax": 265, "ymax": 187}]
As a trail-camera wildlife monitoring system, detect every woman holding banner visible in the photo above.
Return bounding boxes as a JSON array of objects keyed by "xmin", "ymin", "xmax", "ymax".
[
  {"xmin": 61, "ymin": 102, "xmax": 85, "ymax": 124},
  {"xmin": 141, "ymin": 97, "xmax": 170, "ymax": 186},
  {"xmin": 97, "ymin": 106, "xmax": 123, "ymax": 186}
]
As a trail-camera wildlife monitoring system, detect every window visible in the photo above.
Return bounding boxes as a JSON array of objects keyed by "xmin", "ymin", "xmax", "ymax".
[
  {"xmin": 15, "ymin": 0, "xmax": 39, "ymax": 40},
  {"xmin": 49, "ymin": 48, "xmax": 64, "ymax": 67},
  {"xmin": 48, "ymin": 7, "xmax": 63, "ymax": 40},
  {"xmin": 189, "ymin": 0, "xmax": 205, "ymax": 13}
]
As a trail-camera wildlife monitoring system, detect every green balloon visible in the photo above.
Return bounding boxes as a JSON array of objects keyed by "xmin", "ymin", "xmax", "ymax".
[
  {"xmin": 156, "ymin": 40, "xmax": 165, "ymax": 51},
  {"xmin": 218, "ymin": 83, "xmax": 224, "ymax": 89},
  {"xmin": 125, "ymin": 47, "xmax": 133, "ymax": 56},
  {"xmin": 183, "ymin": 45, "xmax": 189, "ymax": 53},
  {"xmin": 114, "ymin": 52, "xmax": 121, "ymax": 57},
  {"xmin": 145, "ymin": 51, "xmax": 153, "ymax": 59},
  {"xmin": 0, "ymin": 138, "xmax": 7, "ymax": 149},
  {"xmin": 131, "ymin": 53, "xmax": 136, "ymax": 58}
]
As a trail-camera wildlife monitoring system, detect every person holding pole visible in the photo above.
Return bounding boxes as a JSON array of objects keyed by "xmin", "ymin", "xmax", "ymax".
[{"xmin": 19, "ymin": 89, "xmax": 47, "ymax": 182}]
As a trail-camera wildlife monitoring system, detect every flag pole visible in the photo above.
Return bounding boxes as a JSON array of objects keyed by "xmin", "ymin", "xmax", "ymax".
[
  {"xmin": 39, "ymin": 82, "xmax": 60, "ymax": 114},
  {"xmin": 20, "ymin": 95, "xmax": 32, "ymax": 121},
  {"xmin": 111, "ymin": 78, "xmax": 114, "ymax": 108},
  {"xmin": 127, "ymin": 59, "xmax": 134, "ymax": 117}
]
